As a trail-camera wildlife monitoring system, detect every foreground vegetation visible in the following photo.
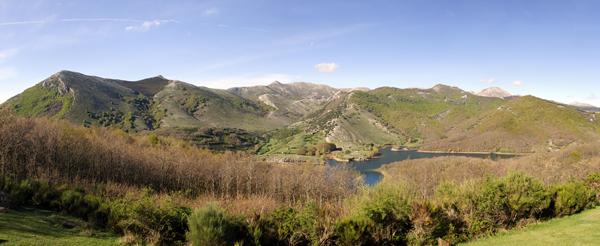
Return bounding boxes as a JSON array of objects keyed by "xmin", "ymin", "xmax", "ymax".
[
  {"xmin": 2, "ymin": 113, "xmax": 600, "ymax": 245},
  {"xmin": 463, "ymin": 207, "xmax": 600, "ymax": 246},
  {"xmin": 0, "ymin": 112, "xmax": 356, "ymax": 204},
  {"xmin": 0, "ymin": 208, "xmax": 118, "ymax": 245},
  {"xmin": 2, "ymin": 172, "xmax": 598, "ymax": 245}
]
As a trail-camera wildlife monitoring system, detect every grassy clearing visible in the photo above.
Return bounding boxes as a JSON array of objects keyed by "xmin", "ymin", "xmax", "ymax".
[
  {"xmin": 463, "ymin": 207, "xmax": 600, "ymax": 246},
  {"xmin": 0, "ymin": 208, "xmax": 118, "ymax": 246}
]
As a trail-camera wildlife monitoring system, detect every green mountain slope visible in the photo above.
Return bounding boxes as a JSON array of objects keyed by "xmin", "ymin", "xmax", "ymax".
[
  {"xmin": 1, "ymin": 71, "xmax": 287, "ymax": 150},
  {"xmin": 4, "ymin": 71, "xmax": 154, "ymax": 130},
  {"xmin": 152, "ymin": 80, "xmax": 286, "ymax": 131},
  {"xmin": 3, "ymin": 71, "xmax": 600, "ymax": 156},
  {"xmin": 349, "ymin": 85, "xmax": 600, "ymax": 153},
  {"xmin": 2, "ymin": 71, "xmax": 285, "ymax": 131},
  {"xmin": 263, "ymin": 84, "xmax": 600, "ymax": 157},
  {"xmin": 229, "ymin": 81, "xmax": 339, "ymax": 124}
]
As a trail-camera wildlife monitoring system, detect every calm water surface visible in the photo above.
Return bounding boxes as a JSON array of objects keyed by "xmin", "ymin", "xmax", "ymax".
[{"xmin": 327, "ymin": 148, "xmax": 515, "ymax": 186}]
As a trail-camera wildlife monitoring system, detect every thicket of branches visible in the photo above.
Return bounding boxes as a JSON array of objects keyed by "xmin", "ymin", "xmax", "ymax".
[
  {"xmin": 0, "ymin": 113, "xmax": 358, "ymax": 204},
  {"xmin": 380, "ymin": 142, "xmax": 600, "ymax": 197}
]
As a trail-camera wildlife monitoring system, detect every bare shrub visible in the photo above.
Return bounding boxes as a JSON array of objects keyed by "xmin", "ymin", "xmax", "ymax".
[
  {"xmin": 380, "ymin": 143, "xmax": 600, "ymax": 197},
  {"xmin": 0, "ymin": 114, "xmax": 358, "ymax": 204}
]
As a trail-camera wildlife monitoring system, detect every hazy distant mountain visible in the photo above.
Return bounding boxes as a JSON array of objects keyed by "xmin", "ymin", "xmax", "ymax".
[
  {"xmin": 3, "ymin": 71, "xmax": 600, "ymax": 155},
  {"xmin": 476, "ymin": 87, "xmax": 512, "ymax": 98},
  {"xmin": 571, "ymin": 102, "xmax": 600, "ymax": 112}
]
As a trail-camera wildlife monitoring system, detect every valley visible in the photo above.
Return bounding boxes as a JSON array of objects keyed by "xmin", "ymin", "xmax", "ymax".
[
  {"xmin": 2, "ymin": 71, "xmax": 600, "ymax": 246},
  {"xmin": 3, "ymin": 1, "xmax": 600, "ymax": 245},
  {"xmin": 3, "ymin": 71, "xmax": 599, "ymax": 161},
  {"xmin": 327, "ymin": 147, "xmax": 517, "ymax": 186}
]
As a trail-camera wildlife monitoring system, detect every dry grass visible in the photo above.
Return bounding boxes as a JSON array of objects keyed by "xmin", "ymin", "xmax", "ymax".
[
  {"xmin": 380, "ymin": 142, "xmax": 600, "ymax": 197},
  {"xmin": 0, "ymin": 113, "xmax": 359, "ymax": 206}
]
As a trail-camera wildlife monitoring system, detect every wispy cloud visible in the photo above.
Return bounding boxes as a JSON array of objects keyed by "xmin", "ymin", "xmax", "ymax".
[
  {"xmin": 0, "ymin": 18, "xmax": 139, "ymax": 27},
  {"xmin": 315, "ymin": 62, "xmax": 339, "ymax": 73},
  {"xmin": 513, "ymin": 80, "xmax": 523, "ymax": 86},
  {"xmin": 203, "ymin": 7, "xmax": 219, "ymax": 16},
  {"xmin": 0, "ymin": 18, "xmax": 176, "ymax": 32},
  {"xmin": 0, "ymin": 20, "xmax": 48, "ymax": 26},
  {"xmin": 61, "ymin": 18, "xmax": 141, "ymax": 23},
  {"xmin": 125, "ymin": 19, "xmax": 176, "ymax": 32}
]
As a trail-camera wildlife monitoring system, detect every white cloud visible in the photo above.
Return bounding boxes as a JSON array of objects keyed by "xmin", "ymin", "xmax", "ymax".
[
  {"xmin": 513, "ymin": 80, "xmax": 523, "ymax": 86},
  {"xmin": 0, "ymin": 67, "xmax": 17, "ymax": 80},
  {"xmin": 60, "ymin": 18, "xmax": 140, "ymax": 23},
  {"xmin": 0, "ymin": 20, "xmax": 48, "ymax": 26},
  {"xmin": 200, "ymin": 74, "xmax": 299, "ymax": 89},
  {"xmin": 0, "ymin": 48, "xmax": 18, "ymax": 60},
  {"xmin": 0, "ymin": 18, "xmax": 140, "ymax": 27},
  {"xmin": 0, "ymin": 18, "xmax": 177, "ymax": 33},
  {"xmin": 124, "ymin": 19, "xmax": 175, "ymax": 32},
  {"xmin": 315, "ymin": 63, "xmax": 339, "ymax": 73},
  {"xmin": 203, "ymin": 7, "xmax": 219, "ymax": 16},
  {"xmin": 480, "ymin": 78, "xmax": 496, "ymax": 84}
]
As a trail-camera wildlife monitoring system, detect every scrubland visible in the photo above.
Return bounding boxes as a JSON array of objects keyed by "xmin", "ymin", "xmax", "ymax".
[{"xmin": 2, "ymin": 112, "xmax": 600, "ymax": 245}]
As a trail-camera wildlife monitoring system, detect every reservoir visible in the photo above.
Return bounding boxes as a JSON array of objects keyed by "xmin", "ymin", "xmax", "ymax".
[{"xmin": 326, "ymin": 148, "xmax": 516, "ymax": 186}]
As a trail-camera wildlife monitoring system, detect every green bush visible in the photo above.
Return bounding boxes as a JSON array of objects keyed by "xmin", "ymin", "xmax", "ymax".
[
  {"xmin": 7, "ymin": 180, "xmax": 39, "ymax": 207},
  {"xmin": 406, "ymin": 201, "xmax": 453, "ymax": 246},
  {"xmin": 332, "ymin": 216, "xmax": 374, "ymax": 245},
  {"xmin": 254, "ymin": 204, "xmax": 319, "ymax": 245},
  {"xmin": 552, "ymin": 181, "xmax": 596, "ymax": 216},
  {"xmin": 585, "ymin": 172, "xmax": 600, "ymax": 201},
  {"xmin": 112, "ymin": 193, "xmax": 191, "ymax": 245},
  {"xmin": 187, "ymin": 203, "xmax": 249, "ymax": 246},
  {"xmin": 334, "ymin": 185, "xmax": 412, "ymax": 245},
  {"xmin": 2, "ymin": 180, "xmax": 110, "ymax": 227},
  {"xmin": 2, "ymin": 180, "xmax": 192, "ymax": 245},
  {"xmin": 436, "ymin": 173, "xmax": 551, "ymax": 238},
  {"xmin": 432, "ymin": 183, "xmax": 470, "ymax": 244},
  {"xmin": 501, "ymin": 173, "xmax": 552, "ymax": 222},
  {"xmin": 31, "ymin": 181, "xmax": 61, "ymax": 207}
]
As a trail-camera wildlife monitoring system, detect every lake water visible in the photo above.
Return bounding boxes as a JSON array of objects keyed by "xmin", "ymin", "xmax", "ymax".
[{"xmin": 326, "ymin": 148, "xmax": 516, "ymax": 186}]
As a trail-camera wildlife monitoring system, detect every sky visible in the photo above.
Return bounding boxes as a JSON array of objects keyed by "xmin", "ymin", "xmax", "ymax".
[{"xmin": 1, "ymin": 0, "xmax": 600, "ymax": 106}]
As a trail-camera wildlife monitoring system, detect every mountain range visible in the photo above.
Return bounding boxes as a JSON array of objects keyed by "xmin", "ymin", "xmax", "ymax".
[{"xmin": 3, "ymin": 71, "xmax": 600, "ymax": 157}]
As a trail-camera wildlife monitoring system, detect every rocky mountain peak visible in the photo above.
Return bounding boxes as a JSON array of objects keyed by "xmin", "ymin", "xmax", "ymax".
[
  {"xmin": 269, "ymin": 81, "xmax": 283, "ymax": 86},
  {"xmin": 41, "ymin": 70, "xmax": 84, "ymax": 95},
  {"xmin": 431, "ymin": 84, "xmax": 465, "ymax": 94},
  {"xmin": 477, "ymin": 87, "xmax": 512, "ymax": 98}
]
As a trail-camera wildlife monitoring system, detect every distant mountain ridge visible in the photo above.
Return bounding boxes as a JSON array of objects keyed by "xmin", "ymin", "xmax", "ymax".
[
  {"xmin": 477, "ymin": 87, "xmax": 512, "ymax": 98},
  {"xmin": 571, "ymin": 102, "xmax": 600, "ymax": 112},
  {"xmin": 228, "ymin": 81, "xmax": 340, "ymax": 123},
  {"xmin": 3, "ymin": 71, "xmax": 600, "ymax": 156}
]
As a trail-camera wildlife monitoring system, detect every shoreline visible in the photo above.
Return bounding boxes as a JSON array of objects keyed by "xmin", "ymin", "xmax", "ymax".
[
  {"xmin": 328, "ymin": 148, "xmax": 530, "ymax": 163},
  {"xmin": 415, "ymin": 150, "xmax": 529, "ymax": 156}
]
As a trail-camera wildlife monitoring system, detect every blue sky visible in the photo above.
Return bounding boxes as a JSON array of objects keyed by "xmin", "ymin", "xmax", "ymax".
[{"xmin": 1, "ymin": 0, "xmax": 600, "ymax": 105}]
